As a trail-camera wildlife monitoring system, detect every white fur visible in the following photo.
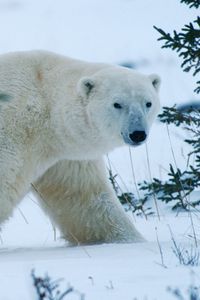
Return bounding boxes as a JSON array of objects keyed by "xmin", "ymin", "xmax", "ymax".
[
  {"xmin": 0, "ymin": 50, "xmax": 160, "ymax": 244},
  {"xmin": 34, "ymin": 159, "xmax": 144, "ymax": 243}
]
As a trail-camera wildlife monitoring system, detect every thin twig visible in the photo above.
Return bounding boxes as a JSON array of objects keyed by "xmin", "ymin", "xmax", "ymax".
[
  {"xmin": 155, "ymin": 227, "xmax": 167, "ymax": 268},
  {"xmin": 166, "ymin": 125, "xmax": 198, "ymax": 247},
  {"xmin": 106, "ymin": 155, "xmax": 131, "ymax": 194},
  {"xmin": 106, "ymin": 156, "xmax": 137, "ymax": 215},
  {"xmin": 128, "ymin": 147, "xmax": 141, "ymax": 200},
  {"xmin": 67, "ymin": 230, "xmax": 92, "ymax": 259},
  {"xmin": 168, "ymin": 225, "xmax": 199, "ymax": 266},
  {"xmin": 145, "ymin": 143, "xmax": 160, "ymax": 220},
  {"xmin": 53, "ymin": 225, "xmax": 57, "ymax": 242},
  {"xmin": 128, "ymin": 147, "xmax": 148, "ymax": 220},
  {"xmin": 17, "ymin": 207, "xmax": 29, "ymax": 224},
  {"xmin": 0, "ymin": 233, "xmax": 3, "ymax": 245}
]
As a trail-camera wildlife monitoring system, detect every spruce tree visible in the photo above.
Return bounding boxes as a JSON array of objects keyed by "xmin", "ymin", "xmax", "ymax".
[{"xmin": 138, "ymin": 0, "xmax": 200, "ymax": 211}]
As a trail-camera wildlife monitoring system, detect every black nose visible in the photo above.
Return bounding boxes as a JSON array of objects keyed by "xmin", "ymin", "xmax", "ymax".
[{"xmin": 129, "ymin": 131, "xmax": 147, "ymax": 143}]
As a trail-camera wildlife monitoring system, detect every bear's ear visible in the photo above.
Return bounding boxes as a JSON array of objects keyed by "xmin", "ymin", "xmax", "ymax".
[
  {"xmin": 149, "ymin": 74, "xmax": 161, "ymax": 92},
  {"xmin": 77, "ymin": 77, "xmax": 95, "ymax": 98}
]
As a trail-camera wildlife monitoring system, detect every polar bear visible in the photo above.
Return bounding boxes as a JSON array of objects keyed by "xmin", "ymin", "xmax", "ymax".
[{"xmin": 0, "ymin": 50, "xmax": 160, "ymax": 244}]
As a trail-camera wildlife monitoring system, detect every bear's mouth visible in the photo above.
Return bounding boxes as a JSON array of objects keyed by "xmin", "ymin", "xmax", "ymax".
[{"xmin": 125, "ymin": 140, "xmax": 146, "ymax": 147}]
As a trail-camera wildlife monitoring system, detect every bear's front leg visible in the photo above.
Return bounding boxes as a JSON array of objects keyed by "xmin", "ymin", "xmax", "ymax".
[
  {"xmin": 0, "ymin": 149, "xmax": 30, "ymax": 225},
  {"xmin": 33, "ymin": 159, "xmax": 144, "ymax": 244}
]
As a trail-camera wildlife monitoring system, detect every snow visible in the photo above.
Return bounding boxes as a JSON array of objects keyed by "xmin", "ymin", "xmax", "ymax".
[
  {"xmin": 1, "ymin": 208, "xmax": 199, "ymax": 299},
  {"xmin": 0, "ymin": 0, "xmax": 199, "ymax": 299}
]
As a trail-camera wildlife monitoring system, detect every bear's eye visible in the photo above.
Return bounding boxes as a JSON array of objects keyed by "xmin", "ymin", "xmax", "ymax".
[
  {"xmin": 113, "ymin": 103, "xmax": 122, "ymax": 109},
  {"xmin": 146, "ymin": 102, "xmax": 152, "ymax": 108}
]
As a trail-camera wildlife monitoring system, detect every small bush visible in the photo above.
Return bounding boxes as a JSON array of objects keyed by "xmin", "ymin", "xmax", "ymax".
[
  {"xmin": 31, "ymin": 270, "xmax": 85, "ymax": 300},
  {"xmin": 168, "ymin": 284, "xmax": 200, "ymax": 300}
]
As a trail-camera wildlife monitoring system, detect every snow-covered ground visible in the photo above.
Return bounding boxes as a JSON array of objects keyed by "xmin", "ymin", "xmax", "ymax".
[{"xmin": 0, "ymin": 0, "xmax": 199, "ymax": 299}]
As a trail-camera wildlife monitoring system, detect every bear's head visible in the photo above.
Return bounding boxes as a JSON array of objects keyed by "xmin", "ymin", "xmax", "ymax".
[{"xmin": 77, "ymin": 66, "xmax": 161, "ymax": 151}]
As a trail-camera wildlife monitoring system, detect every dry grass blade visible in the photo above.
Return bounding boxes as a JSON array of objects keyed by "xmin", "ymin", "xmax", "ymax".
[{"xmin": 145, "ymin": 143, "xmax": 160, "ymax": 220}]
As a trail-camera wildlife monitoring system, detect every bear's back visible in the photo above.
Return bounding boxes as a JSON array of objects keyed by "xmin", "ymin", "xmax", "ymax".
[{"xmin": 0, "ymin": 50, "xmax": 110, "ymax": 99}]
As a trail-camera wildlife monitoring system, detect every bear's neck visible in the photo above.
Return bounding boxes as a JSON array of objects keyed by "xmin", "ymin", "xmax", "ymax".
[{"xmin": 50, "ymin": 105, "xmax": 116, "ymax": 160}]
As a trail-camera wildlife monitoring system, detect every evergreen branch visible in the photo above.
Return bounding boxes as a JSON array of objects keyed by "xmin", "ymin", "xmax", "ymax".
[
  {"xmin": 154, "ymin": 17, "xmax": 200, "ymax": 93},
  {"xmin": 180, "ymin": 0, "xmax": 200, "ymax": 9}
]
